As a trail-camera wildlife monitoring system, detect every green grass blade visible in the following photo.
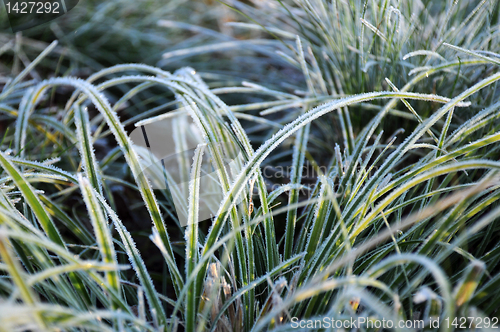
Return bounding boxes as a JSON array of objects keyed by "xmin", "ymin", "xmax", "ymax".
[
  {"xmin": 78, "ymin": 174, "xmax": 121, "ymax": 302},
  {"xmin": 185, "ymin": 144, "xmax": 204, "ymax": 332}
]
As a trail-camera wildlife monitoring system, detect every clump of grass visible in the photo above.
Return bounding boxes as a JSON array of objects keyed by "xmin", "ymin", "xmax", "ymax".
[{"xmin": 1, "ymin": 0, "xmax": 500, "ymax": 331}]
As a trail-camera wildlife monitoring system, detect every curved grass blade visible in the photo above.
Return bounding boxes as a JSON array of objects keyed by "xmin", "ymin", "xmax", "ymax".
[{"xmin": 25, "ymin": 77, "xmax": 181, "ymax": 304}]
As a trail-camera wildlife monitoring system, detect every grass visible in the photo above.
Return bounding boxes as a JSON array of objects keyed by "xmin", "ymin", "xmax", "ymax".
[{"xmin": 0, "ymin": 0, "xmax": 500, "ymax": 331}]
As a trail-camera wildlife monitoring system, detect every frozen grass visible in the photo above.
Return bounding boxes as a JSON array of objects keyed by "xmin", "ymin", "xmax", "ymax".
[{"xmin": 0, "ymin": 0, "xmax": 500, "ymax": 331}]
